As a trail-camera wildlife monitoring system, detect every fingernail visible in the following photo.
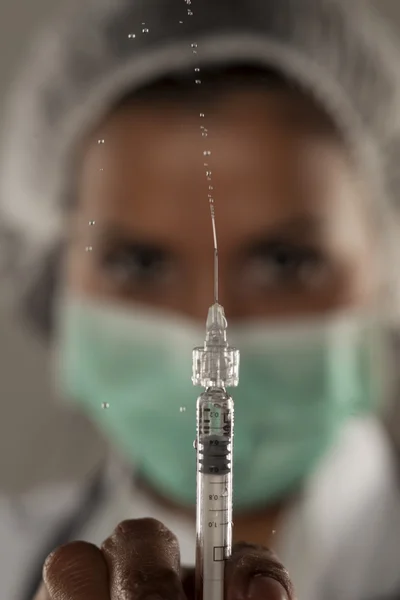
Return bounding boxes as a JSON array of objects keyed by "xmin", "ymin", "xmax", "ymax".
[{"xmin": 248, "ymin": 575, "xmax": 289, "ymax": 600}]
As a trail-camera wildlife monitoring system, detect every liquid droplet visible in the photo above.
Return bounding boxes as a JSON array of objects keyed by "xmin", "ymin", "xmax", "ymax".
[
  {"xmin": 195, "ymin": 67, "xmax": 200, "ymax": 72},
  {"xmin": 128, "ymin": 33, "xmax": 136, "ymax": 38},
  {"xmin": 206, "ymin": 171, "xmax": 212, "ymax": 177},
  {"xmin": 203, "ymin": 150, "xmax": 211, "ymax": 156},
  {"xmin": 200, "ymin": 113, "xmax": 205, "ymax": 118},
  {"xmin": 202, "ymin": 131, "xmax": 208, "ymax": 137},
  {"xmin": 85, "ymin": 246, "xmax": 93, "ymax": 252},
  {"xmin": 193, "ymin": 439, "xmax": 197, "ymax": 449},
  {"xmin": 195, "ymin": 80, "xmax": 201, "ymax": 85},
  {"xmin": 221, "ymin": 488, "xmax": 228, "ymax": 497},
  {"xmin": 102, "ymin": 402, "xmax": 110, "ymax": 409},
  {"xmin": 179, "ymin": 20, "xmax": 183, "ymax": 24},
  {"xmin": 188, "ymin": 10, "xmax": 193, "ymax": 16},
  {"xmin": 186, "ymin": 0, "xmax": 192, "ymax": 4},
  {"xmin": 180, "ymin": 406, "xmax": 187, "ymax": 413},
  {"xmin": 272, "ymin": 529, "xmax": 277, "ymax": 535},
  {"xmin": 99, "ymin": 168, "xmax": 104, "ymax": 172},
  {"xmin": 98, "ymin": 139, "xmax": 105, "ymax": 144},
  {"xmin": 142, "ymin": 27, "xmax": 149, "ymax": 33},
  {"xmin": 209, "ymin": 185, "xmax": 214, "ymax": 190},
  {"xmin": 89, "ymin": 220, "xmax": 96, "ymax": 226}
]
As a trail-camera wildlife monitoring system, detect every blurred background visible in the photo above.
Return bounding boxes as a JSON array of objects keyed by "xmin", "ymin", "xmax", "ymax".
[
  {"xmin": 0, "ymin": 0, "xmax": 107, "ymax": 495},
  {"xmin": 0, "ymin": 0, "xmax": 400, "ymax": 493}
]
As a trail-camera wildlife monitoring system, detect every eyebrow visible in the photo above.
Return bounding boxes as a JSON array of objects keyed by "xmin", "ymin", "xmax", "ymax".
[
  {"xmin": 254, "ymin": 214, "xmax": 324, "ymax": 243},
  {"xmin": 92, "ymin": 223, "xmax": 155, "ymax": 245},
  {"xmin": 89, "ymin": 214, "xmax": 323, "ymax": 247},
  {"xmin": 90, "ymin": 223, "xmax": 173, "ymax": 254}
]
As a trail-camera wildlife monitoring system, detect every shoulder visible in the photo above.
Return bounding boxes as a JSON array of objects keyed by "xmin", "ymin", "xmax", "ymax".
[
  {"xmin": 279, "ymin": 417, "xmax": 400, "ymax": 600},
  {"xmin": 326, "ymin": 418, "xmax": 400, "ymax": 598}
]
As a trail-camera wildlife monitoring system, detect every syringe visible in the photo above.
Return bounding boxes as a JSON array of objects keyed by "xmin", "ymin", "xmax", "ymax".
[{"xmin": 192, "ymin": 201, "xmax": 240, "ymax": 600}]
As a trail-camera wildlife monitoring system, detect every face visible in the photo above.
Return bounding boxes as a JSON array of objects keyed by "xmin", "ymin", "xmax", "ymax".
[{"xmin": 66, "ymin": 87, "xmax": 378, "ymax": 322}]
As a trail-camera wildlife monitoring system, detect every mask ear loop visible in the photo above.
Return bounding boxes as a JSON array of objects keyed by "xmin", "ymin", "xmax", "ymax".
[{"xmin": 20, "ymin": 244, "xmax": 63, "ymax": 339}]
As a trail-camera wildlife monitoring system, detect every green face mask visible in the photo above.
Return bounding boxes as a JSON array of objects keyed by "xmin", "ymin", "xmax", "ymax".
[{"xmin": 57, "ymin": 296, "xmax": 381, "ymax": 511}]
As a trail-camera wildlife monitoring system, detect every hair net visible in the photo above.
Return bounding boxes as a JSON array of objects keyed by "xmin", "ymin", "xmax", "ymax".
[{"xmin": 1, "ymin": 0, "xmax": 400, "ymax": 328}]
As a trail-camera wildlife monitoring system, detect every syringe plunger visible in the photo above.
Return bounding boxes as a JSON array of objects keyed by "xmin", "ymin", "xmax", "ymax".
[{"xmin": 192, "ymin": 303, "xmax": 239, "ymax": 388}]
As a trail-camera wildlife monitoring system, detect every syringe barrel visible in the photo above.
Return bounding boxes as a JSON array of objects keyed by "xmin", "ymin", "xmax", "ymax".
[{"xmin": 195, "ymin": 388, "xmax": 234, "ymax": 600}]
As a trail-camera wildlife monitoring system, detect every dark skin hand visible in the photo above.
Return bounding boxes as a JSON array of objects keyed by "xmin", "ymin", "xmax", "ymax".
[{"xmin": 33, "ymin": 519, "xmax": 294, "ymax": 600}]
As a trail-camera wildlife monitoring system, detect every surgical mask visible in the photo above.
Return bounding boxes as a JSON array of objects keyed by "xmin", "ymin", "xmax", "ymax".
[{"xmin": 56, "ymin": 295, "xmax": 382, "ymax": 510}]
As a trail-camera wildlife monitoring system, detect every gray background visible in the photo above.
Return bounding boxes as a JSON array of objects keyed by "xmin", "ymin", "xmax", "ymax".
[
  {"xmin": 0, "ymin": 0, "xmax": 107, "ymax": 494},
  {"xmin": 0, "ymin": 0, "xmax": 399, "ymax": 492}
]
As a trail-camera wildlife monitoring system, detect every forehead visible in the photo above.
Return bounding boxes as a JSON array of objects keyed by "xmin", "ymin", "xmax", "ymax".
[{"xmin": 77, "ymin": 88, "xmax": 367, "ymax": 250}]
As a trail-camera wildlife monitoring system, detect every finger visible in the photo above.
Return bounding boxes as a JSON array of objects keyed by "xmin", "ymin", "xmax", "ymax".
[
  {"xmin": 225, "ymin": 543, "xmax": 295, "ymax": 600},
  {"xmin": 101, "ymin": 517, "xmax": 186, "ymax": 600},
  {"xmin": 42, "ymin": 540, "xmax": 110, "ymax": 599},
  {"xmin": 32, "ymin": 582, "xmax": 50, "ymax": 600}
]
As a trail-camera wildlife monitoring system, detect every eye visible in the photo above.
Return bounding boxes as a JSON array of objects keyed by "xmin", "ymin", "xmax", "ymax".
[
  {"xmin": 245, "ymin": 241, "xmax": 328, "ymax": 289},
  {"xmin": 99, "ymin": 244, "xmax": 173, "ymax": 287}
]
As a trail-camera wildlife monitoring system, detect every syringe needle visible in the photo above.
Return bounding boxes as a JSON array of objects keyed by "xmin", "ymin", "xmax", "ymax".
[{"xmin": 209, "ymin": 199, "xmax": 219, "ymax": 305}]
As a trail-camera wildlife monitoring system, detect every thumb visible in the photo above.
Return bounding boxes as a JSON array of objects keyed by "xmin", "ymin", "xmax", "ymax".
[{"xmin": 32, "ymin": 581, "xmax": 51, "ymax": 600}]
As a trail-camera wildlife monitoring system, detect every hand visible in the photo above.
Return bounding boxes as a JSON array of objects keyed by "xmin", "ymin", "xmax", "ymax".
[{"xmin": 33, "ymin": 518, "xmax": 294, "ymax": 599}]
